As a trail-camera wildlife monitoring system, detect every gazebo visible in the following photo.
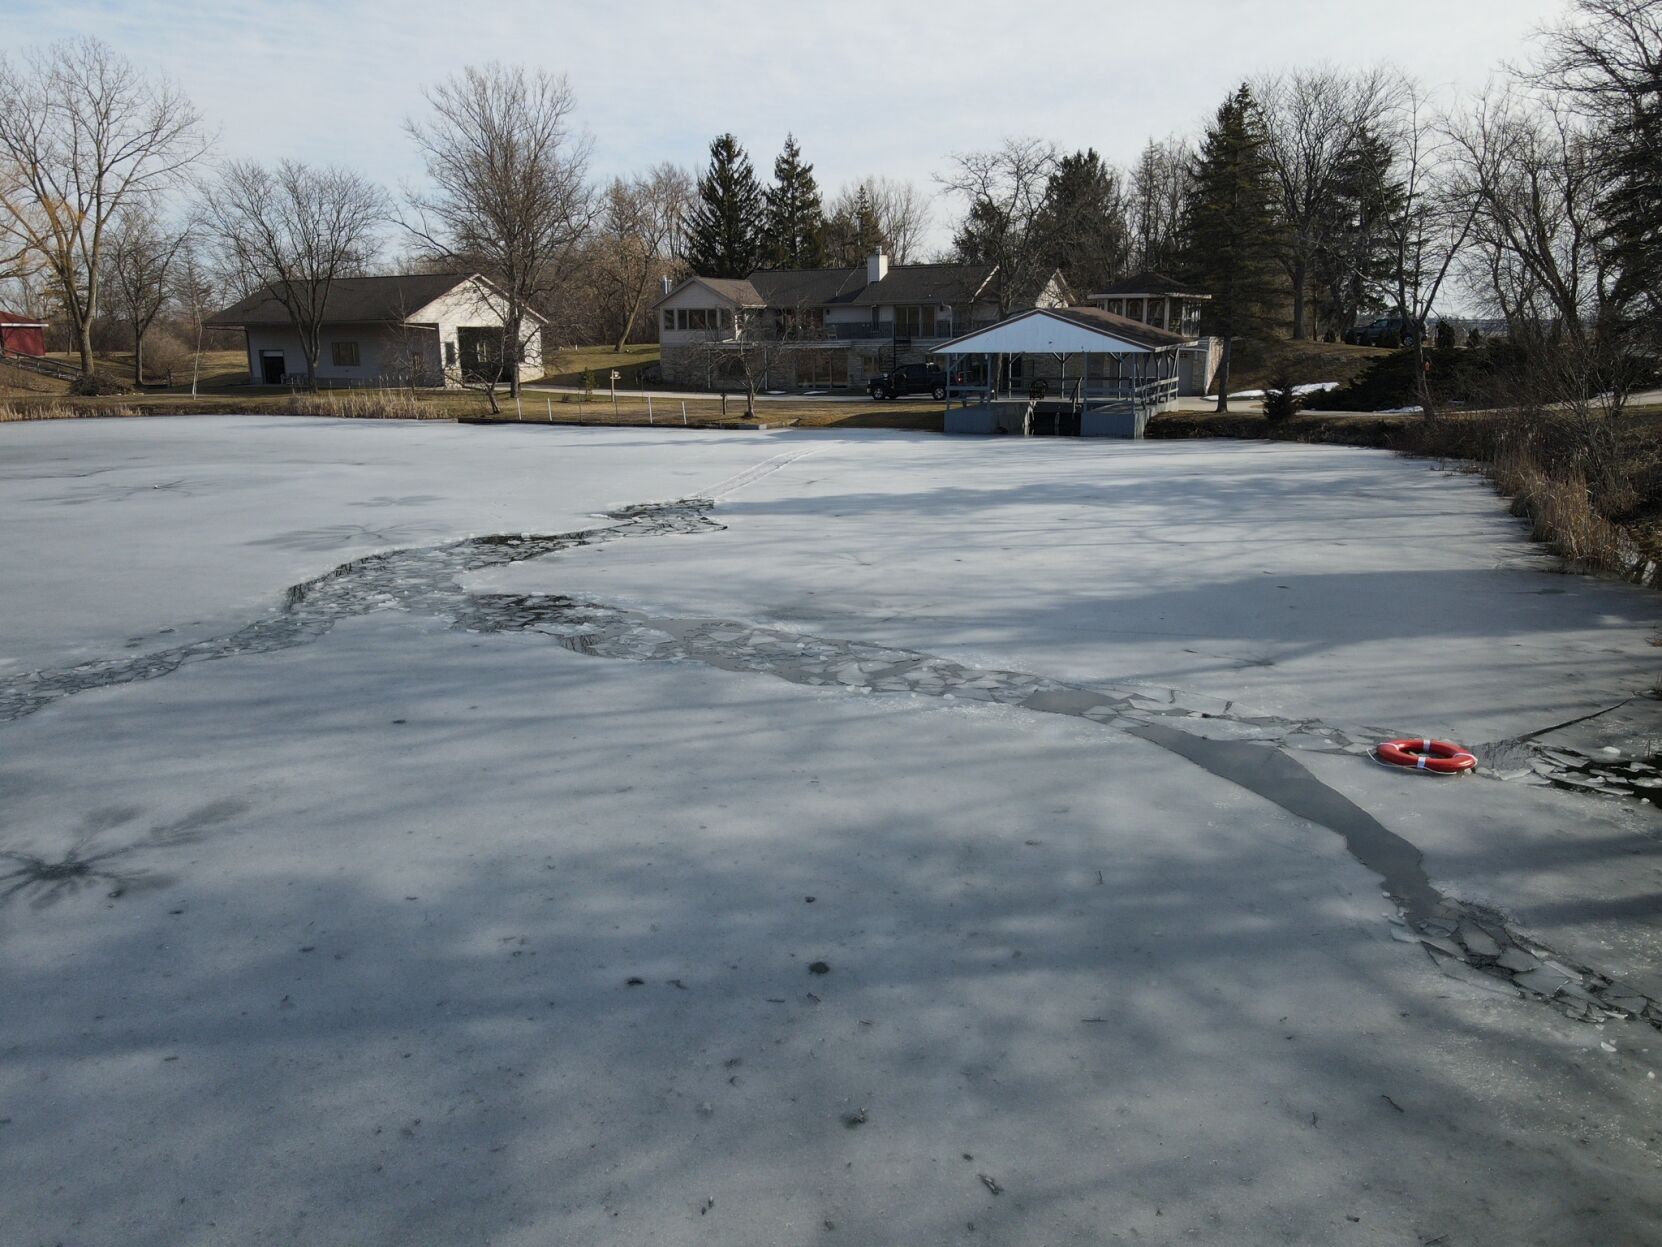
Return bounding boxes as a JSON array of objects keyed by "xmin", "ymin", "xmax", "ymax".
[{"xmin": 932, "ymin": 305, "xmax": 1195, "ymax": 438}]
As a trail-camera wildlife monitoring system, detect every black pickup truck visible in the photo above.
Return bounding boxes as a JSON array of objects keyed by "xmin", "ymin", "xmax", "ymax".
[
  {"xmin": 1344, "ymin": 315, "xmax": 1425, "ymax": 347},
  {"xmin": 868, "ymin": 363, "xmax": 954, "ymax": 400}
]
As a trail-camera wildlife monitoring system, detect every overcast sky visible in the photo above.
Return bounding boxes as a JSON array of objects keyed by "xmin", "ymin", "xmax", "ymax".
[{"xmin": 15, "ymin": 0, "xmax": 1570, "ymax": 253}]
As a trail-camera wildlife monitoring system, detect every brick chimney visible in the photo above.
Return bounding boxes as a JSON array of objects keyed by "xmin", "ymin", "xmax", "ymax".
[{"xmin": 866, "ymin": 249, "xmax": 889, "ymax": 286}]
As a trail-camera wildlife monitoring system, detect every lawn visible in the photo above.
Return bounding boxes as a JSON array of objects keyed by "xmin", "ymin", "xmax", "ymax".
[{"xmin": 542, "ymin": 342, "xmax": 660, "ymax": 387}]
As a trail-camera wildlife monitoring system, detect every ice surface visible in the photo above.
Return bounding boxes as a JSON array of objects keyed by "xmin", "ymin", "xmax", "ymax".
[{"xmin": 3, "ymin": 418, "xmax": 1662, "ymax": 1245}]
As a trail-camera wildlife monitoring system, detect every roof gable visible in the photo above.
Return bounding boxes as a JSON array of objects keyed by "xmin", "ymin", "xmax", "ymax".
[{"xmin": 206, "ymin": 273, "xmax": 547, "ymax": 328}]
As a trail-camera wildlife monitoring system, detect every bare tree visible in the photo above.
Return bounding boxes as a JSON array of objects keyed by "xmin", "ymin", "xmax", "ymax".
[
  {"xmin": 681, "ymin": 297, "xmax": 823, "ymax": 416},
  {"xmin": 863, "ymin": 177, "xmax": 933, "ymax": 264},
  {"xmin": 0, "ymin": 38, "xmax": 206, "ymax": 385},
  {"xmin": 170, "ymin": 238, "xmax": 219, "ymax": 397},
  {"xmin": 823, "ymin": 177, "xmax": 933, "ymax": 266},
  {"xmin": 1126, "ymin": 137, "xmax": 1192, "ymax": 272},
  {"xmin": 1447, "ymin": 89, "xmax": 1605, "ymax": 346},
  {"xmin": 1533, "ymin": 0, "xmax": 1662, "ymax": 333},
  {"xmin": 1379, "ymin": 83, "xmax": 1481, "ymax": 420},
  {"xmin": 207, "ymin": 160, "xmax": 385, "ymax": 389},
  {"xmin": 595, "ymin": 163, "xmax": 690, "ymax": 350},
  {"xmin": 405, "ymin": 64, "xmax": 595, "ymax": 408},
  {"xmin": 1255, "ymin": 66, "xmax": 1401, "ymax": 338},
  {"xmin": 106, "ymin": 205, "xmax": 191, "ymax": 384},
  {"xmin": 938, "ymin": 138, "xmax": 1058, "ymax": 314}
]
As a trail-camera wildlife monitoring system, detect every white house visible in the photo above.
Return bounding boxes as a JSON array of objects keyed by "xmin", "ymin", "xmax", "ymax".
[
  {"xmin": 206, "ymin": 273, "xmax": 546, "ymax": 388},
  {"xmin": 654, "ymin": 251, "xmax": 1070, "ymax": 390}
]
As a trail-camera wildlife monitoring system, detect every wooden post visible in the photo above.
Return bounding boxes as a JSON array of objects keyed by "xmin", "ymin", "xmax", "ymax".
[
  {"xmin": 681, "ymin": 401, "xmax": 687, "ymax": 426},
  {"xmin": 646, "ymin": 394, "xmax": 653, "ymax": 423},
  {"xmin": 546, "ymin": 396, "xmax": 552, "ymax": 422}
]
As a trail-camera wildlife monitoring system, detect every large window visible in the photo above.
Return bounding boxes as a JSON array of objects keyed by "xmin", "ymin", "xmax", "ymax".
[
  {"xmin": 795, "ymin": 351, "xmax": 847, "ymax": 387},
  {"xmin": 893, "ymin": 305, "xmax": 941, "ymax": 338},
  {"xmin": 331, "ymin": 341, "xmax": 360, "ymax": 367},
  {"xmin": 671, "ymin": 307, "xmax": 733, "ymax": 333}
]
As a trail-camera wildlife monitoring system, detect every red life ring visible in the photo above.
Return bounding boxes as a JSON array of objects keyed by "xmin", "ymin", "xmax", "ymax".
[{"xmin": 1375, "ymin": 738, "xmax": 1477, "ymax": 775}]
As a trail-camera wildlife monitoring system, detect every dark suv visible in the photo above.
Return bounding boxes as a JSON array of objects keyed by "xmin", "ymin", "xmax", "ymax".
[
  {"xmin": 1345, "ymin": 316, "xmax": 1425, "ymax": 347},
  {"xmin": 868, "ymin": 363, "xmax": 955, "ymax": 400}
]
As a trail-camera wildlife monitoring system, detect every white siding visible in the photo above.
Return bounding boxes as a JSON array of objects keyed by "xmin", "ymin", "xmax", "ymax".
[{"xmin": 243, "ymin": 324, "xmax": 439, "ymax": 386}]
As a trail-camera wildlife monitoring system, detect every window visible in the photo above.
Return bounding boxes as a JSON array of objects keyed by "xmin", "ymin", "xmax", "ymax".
[
  {"xmin": 664, "ymin": 309, "xmax": 675, "ymax": 333},
  {"xmin": 796, "ymin": 351, "xmax": 848, "ymax": 387},
  {"xmin": 892, "ymin": 305, "xmax": 939, "ymax": 338},
  {"xmin": 444, "ymin": 341, "xmax": 458, "ymax": 367},
  {"xmin": 332, "ymin": 341, "xmax": 360, "ymax": 367}
]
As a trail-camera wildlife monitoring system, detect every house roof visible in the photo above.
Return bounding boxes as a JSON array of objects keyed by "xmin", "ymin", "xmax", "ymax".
[
  {"xmin": 847, "ymin": 262, "xmax": 996, "ymax": 308},
  {"xmin": 206, "ymin": 273, "xmax": 544, "ymax": 328},
  {"xmin": 1088, "ymin": 271, "xmax": 1209, "ymax": 299},
  {"xmin": 685, "ymin": 276, "xmax": 767, "ymax": 306},
  {"xmin": 0, "ymin": 310, "xmax": 48, "ymax": 328},
  {"xmin": 655, "ymin": 261, "xmax": 999, "ymax": 311},
  {"xmin": 931, "ymin": 305, "xmax": 1196, "ymax": 356}
]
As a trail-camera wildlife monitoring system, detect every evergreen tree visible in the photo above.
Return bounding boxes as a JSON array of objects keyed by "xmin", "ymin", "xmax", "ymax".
[
  {"xmin": 1178, "ymin": 84, "xmax": 1281, "ymax": 411},
  {"xmin": 823, "ymin": 183, "xmax": 883, "ymax": 266},
  {"xmin": 951, "ymin": 197, "xmax": 1006, "ymax": 266},
  {"xmin": 1034, "ymin": 148, "xmax": 1132, "ymax": 293},
  {"xmin": 1601, "ymin": 93, "xmax": 1662, "ymax": 339},
  {"xmin": 682, "ymin": 133, "xmax": 765, "ymax": 278},
  {"xmin": 1313, "ymin": 126, "xmax": 1406, "ymax": 338},
  {"xmin": 761, "ymin": 134, "xmax": 827, "ymax": 269}
]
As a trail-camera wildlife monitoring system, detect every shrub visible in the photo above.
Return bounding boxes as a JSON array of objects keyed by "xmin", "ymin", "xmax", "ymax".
[
  {"xmin": 1262, "ymin": 369, "xmax": 1303, "ymax": 425},
  {"xmin": 143, "ymin": 331, "xmax": 193, "ymax": 380},
  {"xmin": 1435, "ymin": 320, "xmax": 1456, "ymax": 350}
]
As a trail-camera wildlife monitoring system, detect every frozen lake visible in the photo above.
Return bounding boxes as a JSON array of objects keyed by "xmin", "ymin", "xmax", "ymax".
[{"xmin": 3, "ymin": 417, "xmax": 1661, "ymax": 1245}]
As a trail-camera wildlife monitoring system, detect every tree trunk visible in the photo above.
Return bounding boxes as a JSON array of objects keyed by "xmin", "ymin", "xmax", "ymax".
[
  {"xmin": 1214, "ymin": 336, "xmax": 1233, "ymax": 413},
  {"xmin": 745, "ymin": 380, "xmax": 756, "ymax": 419},
  {"xmin": 1290, "ymin": 259, "xmax": 1307, "ymax": 340},
  {"xmin": 507, "ymin": 312, "xmax": 523, "ymax": 399},
  {"xmin": 76, "ymin": 318, "xmax": 96, "ymax": 382},
  {"xmin": 1413, "ymin": 335, "xmax": 1437, "ymax": 422},
  {"xmin": 614, "ymin": 286, "xmax": 646, "ymax": 353},
  {"xmin": 133, "ymin": 325, "xmax": 144, "ymax": 386}
]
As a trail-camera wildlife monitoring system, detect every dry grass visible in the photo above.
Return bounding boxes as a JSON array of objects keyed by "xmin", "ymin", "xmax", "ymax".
[
  {"xmin": 0, "ymin": 401, "xmax": 85, "ymax": 422},
  {"xmin": 1490, "ymin": 443, "xmax": 1632, "ymax": 571},
  {"xmin": 281, "ymin": 390, "xmax": 442, "ymax": 420},
  {"xmin": 0, "ymin": 386, "xmax": 936, "ymax": 431}
]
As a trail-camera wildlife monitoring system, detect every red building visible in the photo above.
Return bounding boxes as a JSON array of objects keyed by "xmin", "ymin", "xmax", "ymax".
[{"xmin": 0, "ymin": 311, "xmax": 48, "ymax": 357}]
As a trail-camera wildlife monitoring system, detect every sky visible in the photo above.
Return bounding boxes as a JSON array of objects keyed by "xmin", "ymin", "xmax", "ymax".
[{"xmin": 12, "ymin": 0, "xmax": 1571, "ymax": 253}]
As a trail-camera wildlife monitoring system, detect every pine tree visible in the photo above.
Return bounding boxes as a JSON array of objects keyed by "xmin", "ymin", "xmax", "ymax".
[
  {"xmin": 824, "ymin": 183, "xmax": 883, "ymax": 266},
  {"xmin": 682, "ymin": 134, "xmax": 765, "ymax": 278},
  {"xmin": 1602, "ymin": 94, "xmax": 1662, "ymax": 339},
  {"xmin": 1313, "ymin": 126, "xmax": 1405, "ymax": 339},
  {"xmin": 1034, "ymin": 148, "xmax": 1131, "ymax": 293},
  {"xmin": 761, "ymin": 134, "xmax": 827, "ymax": 269},
  {"xmin": 1178, "ymin": 84, "xmax": 1281, "ymax": 411}
]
